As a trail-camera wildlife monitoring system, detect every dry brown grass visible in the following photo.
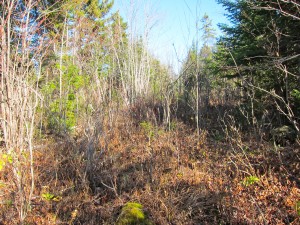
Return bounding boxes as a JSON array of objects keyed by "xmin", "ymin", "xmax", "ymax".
[{"xmin": 0, "ymin": 111, "xmax": 299, "ymax": 224}]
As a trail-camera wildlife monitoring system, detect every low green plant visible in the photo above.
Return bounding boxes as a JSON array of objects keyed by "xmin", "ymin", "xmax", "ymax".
[
  {"xmin": 0, "ymin": 153, "xmax": 13, "ymax": 171},
  {"xmin": 242, "ymin": 175, "xmax": 260, "ymax": 187},
  {"xmin": 41, "ymin": 192, "xmax": 61, "ymax": 202},
  {"xmin": 169, "ymin": 121, "xmax": 177, "ymax": 131},
  {"xmin": 140, "ymin": 121, "xmax": 155, "ymax": 145},
  {"xmin": 291, "ymin": 89, "xmax": 300, "ymax": 103},
  {"xmin": 296, "ymin": 201, "xmax": 300, "ymax": 216},
  {"xmin": 2, "ymin": 199, "xmax": 13, "ymax": 207},
  {"xmin": 117, "ymin": 202, "xmax": 152, "ymax": 225}
]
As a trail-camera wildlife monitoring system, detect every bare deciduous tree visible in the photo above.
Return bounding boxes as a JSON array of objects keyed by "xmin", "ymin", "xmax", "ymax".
[{"xmin": 0, "ymin": 0, "xmax": 45, "ymax": 222}]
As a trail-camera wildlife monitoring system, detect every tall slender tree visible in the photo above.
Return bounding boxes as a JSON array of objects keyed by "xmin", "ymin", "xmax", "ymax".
[{"xmin": 179, "ymin": 14, "xmax": 216, "ymax": 130}]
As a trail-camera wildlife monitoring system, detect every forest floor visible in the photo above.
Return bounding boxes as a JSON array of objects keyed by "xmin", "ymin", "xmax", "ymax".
[{"xmin": 1, "ymin": 109, "xmax": 300, "ymax": 224}]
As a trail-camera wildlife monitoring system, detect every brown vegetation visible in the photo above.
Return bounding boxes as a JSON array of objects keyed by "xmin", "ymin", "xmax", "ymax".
[{"xmin": 1, "ymin": 107, "xmax": 299, "ymax": 224}]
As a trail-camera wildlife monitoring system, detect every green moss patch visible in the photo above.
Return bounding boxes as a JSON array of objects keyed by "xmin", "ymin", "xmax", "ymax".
[{"xmin": 117, "ymin": 202, "xmax": 152, "ymax": 225}]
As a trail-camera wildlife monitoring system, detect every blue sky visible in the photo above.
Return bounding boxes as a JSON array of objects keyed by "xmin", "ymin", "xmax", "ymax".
[{"xmin": 113, "ymin": 0, "xmax": 229, "ymax": 73}]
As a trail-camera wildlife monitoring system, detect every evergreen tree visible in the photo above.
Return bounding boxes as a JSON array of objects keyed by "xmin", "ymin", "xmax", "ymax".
[{"xmin": 215, "ymin": 0, "xmax": 300, "ymax": 131}]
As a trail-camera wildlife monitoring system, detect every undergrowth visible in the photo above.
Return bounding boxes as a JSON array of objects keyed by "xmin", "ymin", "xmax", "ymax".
[{"xmin": 0, "ymin": 110, "xmax": 299, "ymax": 224}]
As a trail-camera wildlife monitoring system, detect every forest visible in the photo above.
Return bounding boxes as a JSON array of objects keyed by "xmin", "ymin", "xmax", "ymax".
[{"xmin": 0, "ymin": 0, "xmax": 299, "ymax": 224}]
